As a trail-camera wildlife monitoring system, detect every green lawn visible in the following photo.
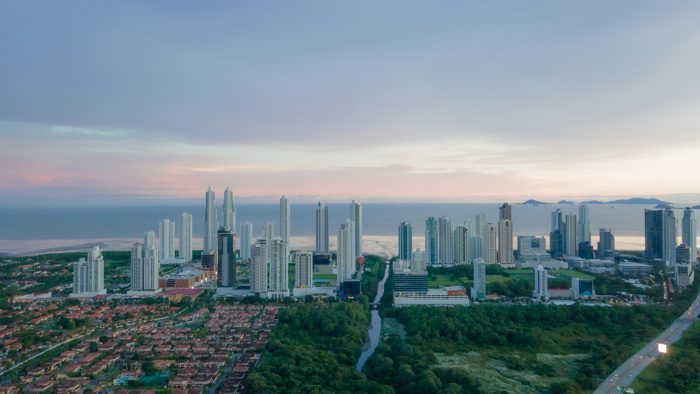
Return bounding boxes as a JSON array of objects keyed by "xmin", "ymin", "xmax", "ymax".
[
  {"xmin": 485, "ymin": 275, "xmax": 511, "ymax": 284},
  {"xmin": 314, "ymin": 273, "xmax": 337, "ymax": 280},
  {"xmin": 552, "ymin": 269, "xmax": 595, "ymax": 280}
]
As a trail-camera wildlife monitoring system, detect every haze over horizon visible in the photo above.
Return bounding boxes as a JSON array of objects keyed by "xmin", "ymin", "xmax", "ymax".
[{"xmin": 2, "ymin": 1, "xmax": 700, "ymax": 206}]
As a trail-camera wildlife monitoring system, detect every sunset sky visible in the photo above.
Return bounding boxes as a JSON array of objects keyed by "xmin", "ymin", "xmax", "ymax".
[{"xmin": 2, "ymin": 1, "xmax": 700, "ymax": 206}]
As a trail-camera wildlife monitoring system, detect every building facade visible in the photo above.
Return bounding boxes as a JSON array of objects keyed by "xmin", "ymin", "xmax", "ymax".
[
  {"xmin": 315, "ymin": 202, "xmax": 329, "ymax": 252},
  {"xmin": 398, "ymin": 221, "xmax": 413, "ymax": 260}
]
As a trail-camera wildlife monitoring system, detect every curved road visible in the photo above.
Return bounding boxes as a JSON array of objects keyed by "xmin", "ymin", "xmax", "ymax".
[{"xmin": 594, "ymin": 290, "xmax": 700, "ymax": 394}]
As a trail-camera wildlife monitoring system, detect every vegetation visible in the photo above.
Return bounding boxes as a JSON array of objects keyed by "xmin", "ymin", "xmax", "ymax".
[
  {"xmin": 361, "ymin": 255, "xmax": 385, "ymax": 301},
  {"xmin": 632, "ymin": 322, "xmax": 700, "ymax": 393},
  {"xmin": 245, "ymin": 301, "xmax": 392, "ymax": 393},
  {"xmin": 364, "ymin": 303, "xmax": 685, "ymax": 392}
]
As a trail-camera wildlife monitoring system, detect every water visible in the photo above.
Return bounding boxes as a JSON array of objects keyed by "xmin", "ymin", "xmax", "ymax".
[{"xmin": 356, "ymin": 262, "xmax": 390, "ymax": 372}]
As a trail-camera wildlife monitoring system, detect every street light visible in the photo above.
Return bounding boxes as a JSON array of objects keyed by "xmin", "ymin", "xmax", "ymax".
[{"xmin": 657, "ymin": 343, "xmax": 668, "ymax": 353}]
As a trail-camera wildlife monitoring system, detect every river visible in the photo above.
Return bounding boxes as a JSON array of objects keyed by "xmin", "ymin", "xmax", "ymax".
[{"xmin": 356, "ymin": 262, "xmax": 390, "ymax": 372}]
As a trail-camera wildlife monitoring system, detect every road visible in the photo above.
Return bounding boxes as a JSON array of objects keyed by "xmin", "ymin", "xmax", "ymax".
[{"xmin": 594, "ymin": 290, "xmax": 700, "ymax": 394}]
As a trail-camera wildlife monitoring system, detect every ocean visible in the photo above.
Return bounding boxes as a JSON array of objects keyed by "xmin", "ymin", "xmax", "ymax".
[{"xmin": 0, "ymin": 203, "xmax": 694, "ymax": 255}]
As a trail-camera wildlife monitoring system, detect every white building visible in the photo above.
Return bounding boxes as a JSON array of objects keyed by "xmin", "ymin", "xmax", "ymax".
[
  {"xmin": 533, "ymin": 264, "xmax": 549, "ymax": 302},
  {"xmin": 295, "ymin": 251, "xmax": 314, "ymax": 288},
  {"xmin": 438, "ymin": 217, "xmax": 454, "ymax": 265},
  {"xmin": 663, "ymin": 208, "xmax": 677, "ymax": 270},
  {"xmin": 497, "ymin": 219, "xmax": 514, "ymax": 266},
  {"xmin": 71, "ymin": 245, "xmax": 106, "ymax": 297},
  {"xmin": 351, "ymin": 200, "xmax": 363, "ymax": 258},
  {"xmin": 129, "ymin": 235, "xmax": 160, "ymax": 294},
  {"xmin": 263, "ymin": 222, "xmax": 274, "ymax": 257},
  {"xmin": 682, "ymin": 208, "xmax": 697, "ymax": 266},
  {"xmin": 564, "ymin": 213, "xmax": 578, "ymax": 256},
  {"xmin": 159, "ymin": 218, "xmax": 176, "ymax": 261},
  {"xmin": 223, "ymin": 187, "xmax": 236, "ymax": 233},
  {"xmin": 517, "ymin": 235, "xmax": 547, "ymax": 259},
  {"xmin": 577, "ymin": 204, "xmax": 591, "ymax": 244},
  {"xmin": 411, "ymin": 250, "xmax": 427, "ymax": 272},
  {"xmin": 250, "ymin": 240, "xmax": 268, "ymax": 296},
  {"xmin": 269, "ymin": 238, "xmax": 289, "ymax": 298},
  {"xmin": 315, "ymin": 202, "xmax": 329, "ymax": 252},
  {"xmin": 336, "ymin": 219, "xmax": 356, "ymax": 286},
  {"xmin": 239, "ymin": 221, "xmax": 254, "ymax": 260},
  {"xmin": 484, "ymin": 223, "xmax": 497, "ymax": 264},
  {"xmin": 280, "ymin": 196, "xmax": 290, "ymax": 248},
  {"xmin": 453, "ymin": 225, "xmax": 469, "ymax": 264},
  {"xmin": 179, "ymin": 213, "xmax": 193, "ymax": 262},
  {"xmin": 204, "ymin": 187, "xmax": 217, "ymax": 253},
  {"xmin": 472, "ymin": 258, "xmax": 486, "ymax": 301}
]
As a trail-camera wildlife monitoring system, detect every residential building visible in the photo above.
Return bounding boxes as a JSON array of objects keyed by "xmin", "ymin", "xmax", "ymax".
[
  {"xmin": 517, "ymin": 236, "xmax": 547, "ymax": 259},
  {"xmin": 217, "ymin": 227, "xmax": 236, "ymax": 288},
  {"xmin": 336, "ymin": 219, "xmax": 356, "ymax": 286},
  {"xmin": 425, "ymin": 217, "xmax": 439, "ymax": 266},
  {"xmin": 644, "ymin": 209, "xmax": 664, "ymax": 260},
  {"xmin": 577, "ymin": 204, "xmax": 591, "ymax": 244},
  {"xmin": 239, "ymin": 221, "xmax": 254, "ymax": 260},
  {"xmin": 484, "ymin": 223, "xmax": 497, "ymax": 264},
  {"xmin": 250, "ymin": 240, "xmax": 268, "ymax": 296},
  {"xmin": 71, "ymin": 246, "xmax": 106, "ymax": 297},
  {"xmin": 295, "ymin": 251, "xmax": 313, "ymax": 288},
  {"xmin": 472, "ymin": 258, "xmax": 486, "ymax": 301},
  {"xmin": 564, "ymin": 213, "xmax": 578, "ymax": 256},
  {"xmin": 280, "ymin": 196, "xmax": 290, "ymax": 247},
  {"xmin": 179, "ymin": 213, "xmax": 193, "ymax": 261},
  {"xmin": 682, "ymin": 208, "xmax": 697, "ymax": 266},
  {"xmin": 411, "ymin": 250, "xmax": 427, "ymax": 272},
  {"xmin": 223, "ymin": 187, "xmax": 236, "ymax": 233},
  {"xmin": 549, "ymin": 229, "xmax": 563, "ymax": 258},
  {"xmin": 597, "ymin": 228, "xmax": 615, "ymax": 259},
  {"xmin": 498, "ymin": 219, "xmax": 513, "ymax": 265},
  {"xmin": 398, "ymin": 221, "xmax": 413, "ymax": 260},
  {"xmin": 533, "ymin": 264, "xmax": 548, "ymax": 302},
  {"xmin": 204, "ymin": 187, "xmax": 217, "ymax": 253},
  {"xmin": 499, "ymin": 203, "xmax": 512, "ymax": 221},
  {"xmin": 315, "ymin": 202, "xmax": 329, "ymax": 252},
  {"xmin": 663, "ymin": 208, "xmax": 677, "ymax": 268},
  {"xmin": 269, "ymin": 238, "xmax": 289, "ymax": 298},
  {"xmin": 159, "ymin": 218, "xmax": 176, "ymax": 261},
  {"xmin": 130, "ymin": 234, "xmax": 160, "ymax": 293},
  {"xmin": 438, "ymin": 217, "xmax": 453, "ymax": 265},
  {"xmin": 351, "ymin": 200, "xmax": 363, "ymax": 257},
  {"xmin": 551, "ymin": 209, "xmax": 563, "ymax": 232},
  {"xmin": 453, "ymin": 225, "xmax": 469, "ymax": 264}
]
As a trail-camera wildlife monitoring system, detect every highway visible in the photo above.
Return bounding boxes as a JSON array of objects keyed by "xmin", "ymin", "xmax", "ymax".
[{"xmin": 594, "ymin": 290, "xmax": 700, "ymax": 394}]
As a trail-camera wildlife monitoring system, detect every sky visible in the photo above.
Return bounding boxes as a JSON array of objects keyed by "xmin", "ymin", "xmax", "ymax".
[{"xmin": 1, "ymin": 1, "xmax": 700, "ymax": 206}]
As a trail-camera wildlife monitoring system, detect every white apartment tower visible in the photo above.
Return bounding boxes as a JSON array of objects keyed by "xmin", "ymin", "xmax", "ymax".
[
  {"xmin": 337, "ymin": 219, "xmax": 356, "ymax": 286},
  {"xmin": 239, "ymin": 221, "xmax": 254, "ymax": 260},
  {"xmin": 682, "ymin": 208, "xmax": 697, "ymax": 266},
  {"xmin": 130, "ymin": 235, "xmax": 160, "ymax": 293},
  {"xmin": 453, "ymin": 225, "xmax": 469, "ymax": 264},
  {"xmin": 159, "ymin": 218, "xmax": 176, "ymax": 261},
  {"xmin": 564, "ymin": 213, "xmax": 578, "ymax": 256},
  {"xmin": 663, "ymin": 208, "xmax": 677, "ymax": 268},
  {"xmin": 533, "ymin": 264, "xmax": 549, "ymax": 302},
  {"xmin": 71, "ymin": 245, "xmax": 106, "ymax": 297},
  {"xmin": 351, "ymin": 200, "xmax": 363, "ymax": 257},
  {"xmin": 142, "ymin": 231, "xmax": 160, "ymax": 291},
  {"xmin": 578, "ymin": 204, "xmax": 591, "ymax": 244},
  {"xmin": 498, "ymin": 219, "xmax": 514, "ymax": 265},
  {"xmin": 438, "ymin": 217, "xmax": 454, "ymax": 265},
  {"xmin": 315, "ymin": 202, "xmax": 330, "ymax": 252},
  {"xmin": 295, "ymin": 251, "xmax": 314, "ymax": 288},
  {"xmin": 204, "ymin": 187, "xmax": 217, "ymax": 252},
  {"xmin": 484, "ymin": 223, "xmax": 498, "ymax": 263},
  {"xmin": 269, "ymin": 238, "xmax": 289, "ymax": 298},
  {"xmin": 472, "ymin": 258, "xmax": 486, "ymax": 301},
  {"xmin": 280, "ymin": 196, "xmax": 291, "ymax": 247},
  {"xmin": 250, "ymin": 240, "xmax": 268, "ymax": 296},
  {"xmin": 223, "ymin": 187, "xmax": 236, "ymax": 233},
  {"xmin": 179, "ymin": 213, "xmax": 193, "ymax": 261}
]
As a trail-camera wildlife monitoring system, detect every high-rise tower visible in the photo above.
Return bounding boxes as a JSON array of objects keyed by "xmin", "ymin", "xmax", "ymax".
[
  {"xmin": 682, "ymin": 208, "xmax": 697, "ymax": 266},
  {"xmin": 398, "ymin": 221, "xmax": 413, "ymax": 260},
  {"xmin": 351, "ymin": 200, "xmax": 363, "ymax": 258},
  {"xmin": 159, "ymin": 218, "xmax": 175, "ymax": 261},
  {"xmin": 425, "ymin": 217, "xmax": 439, "ymax": 266},
  {"xmin": 280, "ymin": 196, "xmax": 290, "ymax": 248},
  {"xmin": 204, "ymin": 187, "xmax": 217, "ymax": 252},
  {"xmin": 223, "ymin": 187, "xmax": 236, "ymax": 233},
  {"xmin": 315, "ymin": 202, "xmax": 329, "ymax": 252},
  {"xmin": 179, "ymin": 213, "xmax": 193, "ymax": 261},
  {"xmin": 239, "ymin": 221, "xmax": 254, "ymax": 260}
]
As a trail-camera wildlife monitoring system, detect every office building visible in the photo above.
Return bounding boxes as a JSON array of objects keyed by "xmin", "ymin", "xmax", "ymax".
[
  {"xmin": 533, "ymin": 264, "xmax": 548, "ymax": 302},
  {"xmin": 269, "ymin": 238, "xmax": 289, "ymax": 298},
  {"xmin": 411, "ymin": 250, "xmax": 427, "ymax": 272},
  {"xmin": 250, "ymin": 240, "xmax": 268, "ymax": 296},
  {"xmin": 572, "ymin": 278, "xmax": 594, "ymax": 298},
  {"xmin": 676, "ymin": 244, "xmax": 691, "ymax": 265},
  {"xmin": 315, "ymin": 202, "xmax": 329, "ymax": 252},
  {"xmin": 663, "ymin": 208, "xmax": 677, "ymax": 267},
  {"xmin": 280, "ymin": 196, "xmax": 290, "ymax": 247},
  {"xmin": 564, "ymin": 213, "xmax": 578, "ymax": 256},
  {"xmin": 598, "ymin": 228, "xmax": 615, "ymax": 259},
  {"xmin": 645, "ymin": 209, "xmax": 664, "ymax": 260},
  {"xmin": 682, "ymin": 208, "xmax": 697, "ymax": 266},
  {"xmin": 472, "ymin": 258, "xmax": 486, "ymax": 301},
  {"xmin": 425, "ymin": 217, "xmax": 439, "ymax": 266},
  {"xmin": 159, "ymin": 218, "xmax": 176, "ymax": 261},
  {"xmin": 484, "ymin": 223, "xmax": 497, "ymax": 263},
  {"xmin": 295, "ymin": 251, "xmax": 314, "ymax": 288},
  {"xmin": 393, "ymin": 260, "xmax": 428, "ymax": 293},
  {"xmin": 223, "ymin": 187, "xmax": 236, "ymax": 233},
  {"xmin": 499, "ymin": 203, "xmax": 512, "ymax": 221},
  {"xmin": 71, "ymin": 245, "xmax": 106, "ymax": 297},
  {"xmin": 398, "ymin": 221, "xmax": 413, "ymax": 260},
  {"xmin": 578, "ymin": 242, "xmax": 594, "ymax": 259},
  {"xmin": 351, "ymin": 200, "xmax": 363, "ymax": 257},
  {"xmin": 551, "ymin": 209, "xmax": 563, "ymax": 232},
  {"xmin": 179, "ymin": 213, "xmax": 193, "ymax": 261},
  {"xmin": 337, "ymin": 219, "xmax": 356, "ymax": 286},
  {"xmin": 217, "ymin": 227, "xmax": 236, "ymax": 288},
  {"xmin": 549, "ymin": 229, "xmax": 564, "ymax": 258},
  {"xmin": 498, "ymin": 219, "xmax": 513, "ymax": 265},
  {"xmin": 517, "ymin": 236, "xmax": 547, "ymax": 258},
  {"xmin": 239, "ymin": 221, "xmax": 254, "ymax": 260},
  {"xmin": 204, "ymin": 187, "xmax": 217, "ymax": 253},
  {"xmin": 438, "ymin": 217, "xmax": 454, "ymax": 265},
  {"xmin": 677, "ymin": 264, "xmax": 694, "ymax": 287},
  {"xmin": 454, "ymin": 225, "xmax": 469, "ymax": 264},
  {"xmin": 577, "ymin": 204, "xmax": 591, "ymax": 244}
]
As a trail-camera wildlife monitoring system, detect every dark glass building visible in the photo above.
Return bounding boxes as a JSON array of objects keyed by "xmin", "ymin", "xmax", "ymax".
[
  {"xmin": 549, "ymin": 229, "xmax": 564, "ymax": 258},
  {"xmin": 398, "ymin": 221, "xmax": 413, "ymax": 260},
  {"xmin": 217, "ymin": 227, "xmax": 236, "ymax": 287},
  {"xmin": 644, "ymin": 209, "xmax": 664, "ymax": 260}
]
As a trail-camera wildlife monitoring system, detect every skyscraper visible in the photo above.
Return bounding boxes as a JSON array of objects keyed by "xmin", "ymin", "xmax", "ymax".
[
  {"xmin": 398, "ymin": 221, "xmax": 413, "ymax": 260},
  {"xmin": 130, "ymin": 242, "xmax": 143, "ymax": 292},
  {"xmin": 159, "ymin": 218, "xmax": 175, "ymax": 261},
  {"xmin": 315, "ymin": 202, "xmax": 329, "ymax": 252},
  {"xmin": 484, "ymin": 223, "xmax": 497, "ymax": 264},
  {"xmin": 223, "ymin": 187, "xmax": 236, "ymax": 233},
  {"xmin": 564, "ymin": 213, "xmax": 578, "ymax": 256},
  {"xmin": 239, "ymin": 221, "xmax": 254, "ymax": 260},
  {"xmin": 336, "ymin": 219, "xmax": 356, "ymax": 286},
  {"xmin": 549, "ymin": 229, "xmax": 564, "ymax": 258},
  {"xmin": 217, "ymin": 227, "xmax": 236, "ymax": 288},
  {"xmin": 577, "ymin": 204, "xmax": 591, "ymax": 244},
  {"xmin": 438, "ymin": 217, "xmax": 453, "ymax": 265},
  {"xmin": 551, "ymin": 209, "xmax": 563, "ymax": 232},
  {"xmin": 598, "ymin": 228, "xmax": 615, "ymax": 258},
  {"xmin": 130, "ymin": 236, "xmax": 159, "ymax": 293},
  {"xmin": 498, "ymin": 219, "xmax": 513, "ymax": 265},
  {"xmin": 475, "ymin": 213, "xmax": 486, "ymax": 239},
  {"xmin": 472, "ymin": 258, "xmax": 486, "ymax": 301},
  {"xmin": 499, "ymin": 202, "xmax": 512, "ymax": 221},
  {"xmin": 453, "ymin": 225, "xmax": 469, "ymax": 264},
  {"xmin": 351, "ymin": 200, "xmax": 363, "ymax": 258},
  {"xmin": 425, "ymin": 217, "xmax": 439, "ymax": 266},
  {"xmin": 204, "ymin": 187, "xmax": 217, "ymax": 252},
  {"xmin": 295, "ymin": 251, "xmax": 314, "ymax": 288},
  {"xmin": 533, "ymin": 264, "xmax": 549, "ymax": 302},
  {"xmin": 645, "ymin": 209, "xmax": 664, "ymax": 260},
  {"xmin": 663, "ymin": 208, "xmax": 677, "ymax": 267},
  {"xmin": 269, "ymin": 238, "xmax": 289, "ymax": 298},
  {"xmin": 280, "ymin": 196, "xmax": 290, "ymax": 247},
  {"xmin": 682, "ymin": 208, "xmax": 697, "ymax": 266},
  {"xmin": 179, "ymin": 213, "xmax": 193, "ymax": 261},
  {"xmin": 250, "ymin": 240, "xmax": 268, "ymax": 296},
  {"xmin": 72, "ymin": 245, "xmax": 106, "ymax": 296}
]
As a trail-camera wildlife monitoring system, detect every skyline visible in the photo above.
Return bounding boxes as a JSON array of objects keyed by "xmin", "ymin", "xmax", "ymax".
[{"xmin": 2, "ymin": 2, "xmax": 700, "ymax": 205}]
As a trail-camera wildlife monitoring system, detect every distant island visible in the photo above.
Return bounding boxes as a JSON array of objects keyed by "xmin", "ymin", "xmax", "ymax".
[
  {"xmin": 557, "ymin": 200, "xmax": 576, "ymax": 205},
  {"xmin": 520, "ymin": 199, "xmax": 552, "ymax": 205},
  {"xmin": 522, "ymin": 197, "xmax": 672, "ymax": 206}
]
